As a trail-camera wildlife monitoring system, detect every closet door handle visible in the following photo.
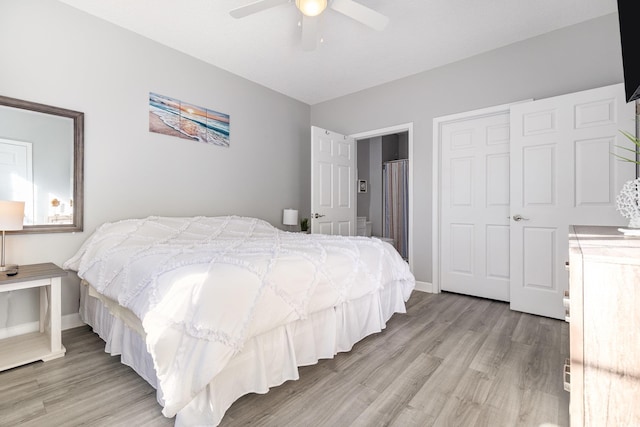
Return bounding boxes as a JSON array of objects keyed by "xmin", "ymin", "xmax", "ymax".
[
  {"xmin": 512, "ymin": 214, "xmax": 529, "ymax": 222},
  {"xmin": 312, "ymin": 213, "xmax": 325, "ymax": 219}
]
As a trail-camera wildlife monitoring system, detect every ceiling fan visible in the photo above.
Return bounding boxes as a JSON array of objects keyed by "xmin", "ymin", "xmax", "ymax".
[{"xmin": 229, "ymin": 0, "xmax": 389, "ymax": 51}]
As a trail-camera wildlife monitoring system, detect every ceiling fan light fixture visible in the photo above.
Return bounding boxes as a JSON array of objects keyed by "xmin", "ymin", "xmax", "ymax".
[{"xmin": 295, "ymin": 0, "xmax": 327, "ymax": 17}]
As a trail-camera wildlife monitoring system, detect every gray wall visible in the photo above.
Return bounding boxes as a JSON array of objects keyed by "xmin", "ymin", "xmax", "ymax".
[
  {"xmin": 311, "ymin": 13, "xmax": 624, "ymax": 285},
  {"xmin": 0, "ymin": 0, "xmax": 310, "ymax": 330},
  {"xmin": 356, "ymin": 140, "xmax": 370, "ymax": 220},
  {"xmin": 369, "ymin": 137, "xmax": 383, "ymax": 237},
  {"xmin": 398, "ymin": 132, "xmax": 408, "ymax": 160},
  {"xmin": 382, "ymin": 134, "xmax": 399, "ymax": 162}
]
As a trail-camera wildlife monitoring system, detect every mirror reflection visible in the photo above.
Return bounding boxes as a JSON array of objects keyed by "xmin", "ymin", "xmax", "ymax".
[{"xmin": 0, "ymin": 95, "xmax": 83, "ymax": 233}]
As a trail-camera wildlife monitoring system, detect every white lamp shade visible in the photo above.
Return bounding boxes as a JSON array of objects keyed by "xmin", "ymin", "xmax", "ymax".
[
  {"xmin": 282, "ymin": 209, "xmax": 299, "ymax": 226},
  {"xmin": 0, "ymin": 201, "xmax": 25, "ymax": 231}
]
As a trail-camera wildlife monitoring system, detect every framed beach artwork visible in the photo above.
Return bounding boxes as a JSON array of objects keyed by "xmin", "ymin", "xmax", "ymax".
[{"xmin": 149, "ymin": 92, "xmax": 230, "ymax": 147}]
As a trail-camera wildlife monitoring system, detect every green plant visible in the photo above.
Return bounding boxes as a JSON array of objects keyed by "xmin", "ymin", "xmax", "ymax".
[
  {"xmin": 300, "ymin": 218, "xmax": 309, "ymax": 232},
  {"xmin": 613, "ymin": 128, "xmax": 640, "ymax": 164}
]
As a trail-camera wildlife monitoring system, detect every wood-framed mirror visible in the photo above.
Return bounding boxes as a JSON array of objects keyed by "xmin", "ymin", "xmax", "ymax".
[{"xmin": 0, "ymin": 95, "xmax": 83, "ymax": 233}]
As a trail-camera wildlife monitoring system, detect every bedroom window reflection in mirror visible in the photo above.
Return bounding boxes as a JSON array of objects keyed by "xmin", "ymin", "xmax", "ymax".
[{"xmin": 0, "ymin": 95, "xmax": 83, "ymax": 233}]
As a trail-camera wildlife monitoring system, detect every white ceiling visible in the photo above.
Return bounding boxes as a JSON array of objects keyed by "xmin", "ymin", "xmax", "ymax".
[{"xmin": 57, "ymin": 0, "xmax": 617, "ymax": 105}]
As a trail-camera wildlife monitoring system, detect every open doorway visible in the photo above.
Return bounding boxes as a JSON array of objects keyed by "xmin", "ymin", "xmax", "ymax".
[
  {"xmin": 356, "ymin": 132, "xmax": 408, "ymax": 259},
  {"xmin": 351, "ymin": 123, "xmax": 413, "ymax": 266}
]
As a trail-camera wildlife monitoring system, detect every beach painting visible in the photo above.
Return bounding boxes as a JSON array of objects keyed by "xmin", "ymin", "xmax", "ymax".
[{"xmin": 149, "ymin": 92, "xmax": 230, "ymax": 147}]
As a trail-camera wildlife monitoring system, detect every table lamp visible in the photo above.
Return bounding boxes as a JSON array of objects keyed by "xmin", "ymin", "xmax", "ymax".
[
  {"xmin": 0, "ymin": 200, "xmax": 25, "ymax": 272},
  {"xmin": 282, "ymin": 208, "xmax": 298, "ymax": 231}
]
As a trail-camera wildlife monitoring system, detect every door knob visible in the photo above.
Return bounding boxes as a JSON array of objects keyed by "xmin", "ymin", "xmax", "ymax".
[
  {"xmin": 512, "ymin": 214, "xmax": 529, "ymax": 222},
  {"xmin": 313, "ymin": 213, "xmax": 325, "ymax": 219}
]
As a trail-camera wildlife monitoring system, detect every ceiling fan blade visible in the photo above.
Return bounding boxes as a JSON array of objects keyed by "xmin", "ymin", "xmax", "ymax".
[
  {"xmin": 301, "ymin": 15, "xmax": 319, "ymax": 51},
  {"xmin": 229, "ymin": 0, "xmax": 289, "ymax": 19},
  {"xmin": 330, "ymin": 0, "xmax": 389, "ymax": 31}
]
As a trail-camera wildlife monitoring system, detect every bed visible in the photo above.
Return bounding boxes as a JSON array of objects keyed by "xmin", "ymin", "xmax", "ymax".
[{"xmin": 64, "ymin": 215, "xmax": 415, "ymax": 426}]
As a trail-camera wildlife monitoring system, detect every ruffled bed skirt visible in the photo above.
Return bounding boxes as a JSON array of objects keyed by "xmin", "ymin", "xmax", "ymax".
[{"xmin": 80, "ymin": 279, "xmax": 412, "ymax": 426}]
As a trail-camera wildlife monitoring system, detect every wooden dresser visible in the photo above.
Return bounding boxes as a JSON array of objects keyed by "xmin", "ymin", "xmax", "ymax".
[{"xmin": 568, "ymin": 226, "xmax": 640, "ymax": 426}]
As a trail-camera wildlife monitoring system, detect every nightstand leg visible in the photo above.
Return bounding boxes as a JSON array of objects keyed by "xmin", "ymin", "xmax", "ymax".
[
  {"xmin": 49, "ymin": 277, "xmax": 62, "ymax": 352},
  {"xmin": 39, "ymin": 286, "xmax": 47, "ymax": 333}
]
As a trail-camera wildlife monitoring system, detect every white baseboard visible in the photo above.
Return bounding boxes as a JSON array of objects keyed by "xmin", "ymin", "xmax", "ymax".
[
  {"xmin": 414, "ymin": 280, "xmax": 435, "ymax": 293},
  {"xmin": 0, "ymin": 313, "xmax": 85, "ymax": 340},
  {"xmin": 0, "ymin": 321, "xmax": 37, "ymax": 340},
  {"xmin": 62, "ymin": 312, "xmax": 84, "ymax": 330}
]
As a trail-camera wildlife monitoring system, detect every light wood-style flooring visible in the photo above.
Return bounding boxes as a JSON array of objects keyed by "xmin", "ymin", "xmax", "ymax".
[{"xmin": 0, "ymin": 291, "xmax": 569, "ymax": 426}]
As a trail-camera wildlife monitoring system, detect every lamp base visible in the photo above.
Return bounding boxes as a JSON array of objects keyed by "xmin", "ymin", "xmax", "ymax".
[{"xmin": 0, "ymin": 264, "xmax": 18, "ymax": 272}]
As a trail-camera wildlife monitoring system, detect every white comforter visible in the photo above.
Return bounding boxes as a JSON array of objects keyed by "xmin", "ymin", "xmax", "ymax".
[{"xmin": 64, "ymin": 216, "xmax": 414, "ymax": 418}]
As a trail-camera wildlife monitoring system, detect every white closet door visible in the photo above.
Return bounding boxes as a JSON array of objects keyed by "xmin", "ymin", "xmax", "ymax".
[
  {"xmin": 439, "ymin": 107, "xmax": 511, "ymax": 301},
  {"xmin": 509, "ymin": 83, "xmax": 635, "ymax": 319}
]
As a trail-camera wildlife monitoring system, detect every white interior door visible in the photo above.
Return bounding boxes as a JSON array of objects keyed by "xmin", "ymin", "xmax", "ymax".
[
  {"xmin": 310, "ymin": 126, "xmax": 356, "ymax": 235},
  {"xmin": 438, "ymin": 107, "xmax": 512, "ymax": 301},
  {"xmin": 509, "ymin": 83, "xmax": 635, "ymax": 319}
]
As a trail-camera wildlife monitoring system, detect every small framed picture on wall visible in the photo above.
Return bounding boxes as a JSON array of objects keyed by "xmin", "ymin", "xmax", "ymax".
[{"xmin": 358, "ymin": 180, "xmax": 367, "ymax": 193}]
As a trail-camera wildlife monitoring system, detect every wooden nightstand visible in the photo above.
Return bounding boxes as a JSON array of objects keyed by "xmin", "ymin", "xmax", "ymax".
[{"xmin": 0, "ymin": 263, "xmax": 67, "ymax": 371}]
